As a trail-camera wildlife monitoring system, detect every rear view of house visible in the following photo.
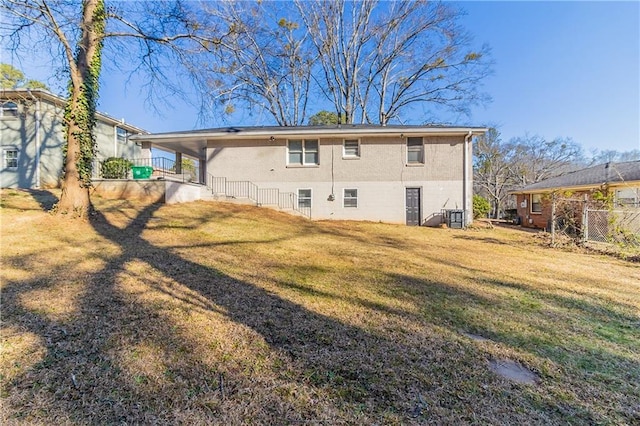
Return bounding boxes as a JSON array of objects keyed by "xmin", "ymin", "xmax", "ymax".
[{"xmin": 132, "ymin": 125, "xmax": 486, "ymax": 226}]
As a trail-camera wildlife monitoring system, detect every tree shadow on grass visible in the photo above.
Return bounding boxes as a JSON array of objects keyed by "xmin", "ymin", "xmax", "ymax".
[
  {"xmin": 378, "ymin": 272, "xmax": 640, "ymax": 423},
  {"xmin": 3, "ymin": 200, "xmax": 628, "ymax": 424},
  {"xmin": 1, "ymin": 202, "xmax": 455, "ymax": 423}
]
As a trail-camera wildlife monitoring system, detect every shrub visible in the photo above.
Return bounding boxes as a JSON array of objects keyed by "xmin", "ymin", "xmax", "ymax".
[
  {"xmin": 473, "ymin": 194, "xmax": 491, "ymax": 219},
  {"xmin": 100, "ymin": 157, "xmax": 133, "ymax": 179}
]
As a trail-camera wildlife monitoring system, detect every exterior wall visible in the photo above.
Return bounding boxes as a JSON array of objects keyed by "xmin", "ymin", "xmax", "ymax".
[
  {"xmin": 92, "ymin": 179, "xmax": 165, "ymax": 203},
  {"xmin": 515, "ymin": 193, "xmax": 552, "ymax": 229},
  {"xmin": 165, "ymin": 181, "xmax": 201, "ymax": 204},
  {"xmin": 1, "ymin": 93, "xmax": 142, "ymax": 189},
  {"xmin": 37, "ymin": 100, "xmax": 66, "ymax": 188},
  {"xmin": 92, "ymin": 179, "xmax": 202, "ymax": 204},
  {"xmin": 207, "ymin": 135, "xmax": 467, "ymax": 224}
]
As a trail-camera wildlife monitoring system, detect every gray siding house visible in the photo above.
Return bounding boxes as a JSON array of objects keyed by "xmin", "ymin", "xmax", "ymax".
[
  {"xmin": 132, "ymin": 125, "xmax": 486, "ymax": 225},
  {"xmin": 1, "ymin": 89, "xmax": 145, "ymax": 189}
]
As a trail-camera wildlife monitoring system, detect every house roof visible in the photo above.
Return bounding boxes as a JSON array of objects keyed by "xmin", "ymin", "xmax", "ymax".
[
  {"xmin": 511, "ymin": 161, "xmax": 640, "ymax": 194},
  {"xmin": 130, "ymin": 124, "xmax": 488, "ymax": 159},
  {"xmin": 1, "ymin": 88, "xmax": 147, "ymax": 135}
]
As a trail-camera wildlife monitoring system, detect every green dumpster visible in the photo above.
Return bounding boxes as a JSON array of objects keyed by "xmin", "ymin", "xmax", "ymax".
[{"xmin": 131, "ymin": 166, "xmax": 153, "ymax": 179}]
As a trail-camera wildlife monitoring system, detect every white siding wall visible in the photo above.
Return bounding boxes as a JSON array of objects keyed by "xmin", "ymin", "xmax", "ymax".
[{"xmin": 207, "ymin": 135, "xmax": 466, "ymax": 224}]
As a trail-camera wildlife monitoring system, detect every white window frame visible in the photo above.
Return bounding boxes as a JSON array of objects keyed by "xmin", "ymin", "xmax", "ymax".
[
  {"xmin": 343, "ymin": 188, "xmax": 358, "ymax": 208},
  {"xmin": 287, "ymin": 139, "xmax": 319, "ymax": 166},
  {"xmin": 1, "ymin": 101, "xmax": 18, "ymax": 119},
  {"xmin": 3, "ymin": 148, "xmax": 18, "ymax": 169},
  {"xmin": 531, "ymin": 193, "xmax": 542, "ymax": 213},
  {"xmin": 615, "ymin": 188, "xmax": 639, "ymax": 207},
  {"xmin": 407, "ymin": 137, "xmax": 424, "ymax": 164},
  {"xmin": 298, "ymin": 188, "xmax": 312, "ymax": 209},
  {"xmin": 116, "ymin": 126, "xmax": 128, "ymax": 144},
  {"xmin": 343, "ymin": 139, "xmax": 360, "ymax": 158}
]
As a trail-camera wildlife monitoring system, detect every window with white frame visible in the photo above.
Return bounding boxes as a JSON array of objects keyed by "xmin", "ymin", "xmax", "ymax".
[
  {"xmin": 615, "ymin": 188, "xmax": 639, "ymax": 207},
  {"xmin": 343, "ymin": 139, "xmax": 360, "ymax": 158},
  {"xmin": 298, "ymin": 189, "xmax": 312, "ymax": 208},
  {"xmin": 531, "ymin": 193, "xmax": 542, "ymax": 213},
  {"xmin": 407, "ymin": 137, "xmax": 424, "ymax": 164},
  {"xmin": 288, "ymin": 139, "xmax": 319, "ymax": 165},
  {"xmin": 4, "ymin": 149, "xmax": 18, "ymax": 168},
  {"xmin": 343, "ymin": 188, "xmax": 358, "ymax": 208},
  {"xmin": 116, "ymin": 126, "xmax": 128, "ymax": 143},
  {"xmin": 1, "ymin": 101, "xmax": 18, "ymax": 118}
]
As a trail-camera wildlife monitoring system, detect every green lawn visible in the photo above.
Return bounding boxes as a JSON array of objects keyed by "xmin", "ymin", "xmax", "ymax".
[{"xmin": 1, "ymin": 188, "xmax": 639, "ymax": 425}]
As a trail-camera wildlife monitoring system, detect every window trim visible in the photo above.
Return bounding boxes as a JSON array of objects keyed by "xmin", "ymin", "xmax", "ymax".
[
  {"xmin": 406, "ymin": 137, "xmax": 424, "ymax": 165},
  {"xmin": 342, "ymin": 139, "xmax": 360, "ymax": 158},
  {"xmin": 1, "ymin": 101, "xmax": 19, "ymax": 119},
  {"xmin": 3, "ymin": 148, "xmax": 18, "ymax": 169},
  {"xmin": 530, "ymin": 193, "xmax": 542, "ymax": 214},
  {"xmin": 287, "ymin": 139, "xmax": 319, "ymax": 166},
  {"xmin": 615, "ymin": 188, "xmax": 640, "ymax": 207},
  {"xmin": 343, "ymin": 188, "xmax": 358, "ymax": 208},
  {"xmin": 298, "ymin": 188, "xmax": 312, "ymax": 209},
  {"xmin": 116, "ymin": 126, "xmax": 128, "ymax": 144}
]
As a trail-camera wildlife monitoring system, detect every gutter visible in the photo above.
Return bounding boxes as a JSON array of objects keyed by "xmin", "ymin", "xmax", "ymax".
[
  {"xmin": 463, "ymin": 130, "xmax": 473, "ymax": 226},
  {"xmin": 27, "ymin": 89, "xmax": 41, "ymax": 188},
  {"xmin": 130, "ymin": 127, "xmax": 489, "ymax": 143}
]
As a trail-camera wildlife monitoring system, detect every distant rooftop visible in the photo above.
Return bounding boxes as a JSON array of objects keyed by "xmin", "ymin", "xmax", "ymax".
[{"xmin": 513, "ymin": 161, "xmax": 640, "ymax": 193}]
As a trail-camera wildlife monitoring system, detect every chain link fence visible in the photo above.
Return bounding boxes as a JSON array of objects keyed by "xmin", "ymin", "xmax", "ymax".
[
  {"xmin": 549, "ymin": 196, "xmax": 640, "ymax": 249},
  {"xmin": 584, "ymin": 208, "xmax": 640, "ymax": 248}
]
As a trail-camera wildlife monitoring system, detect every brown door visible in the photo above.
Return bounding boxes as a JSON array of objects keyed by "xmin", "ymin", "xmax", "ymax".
[{"xmin": 406, "ymin": 188, "xmax": 421, "ymax": 226}]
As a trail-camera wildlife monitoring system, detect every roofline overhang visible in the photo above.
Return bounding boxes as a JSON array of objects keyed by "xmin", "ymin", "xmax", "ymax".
[
  {"xmin": 1, "ymin": 88, "xmax": 147, "ymax": 134},
  {"xmin": 509, "ymin": 180, "xmax": 640, "ymax": 195},
  {"xmin": 130, "ymin": 126, "xmax": 489, "ymax": 143}
]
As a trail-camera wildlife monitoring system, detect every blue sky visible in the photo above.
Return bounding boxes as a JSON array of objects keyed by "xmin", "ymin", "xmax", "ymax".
[
  {"xmin": 457, "ymin": 1, "xmax": 639, "ymax": 154},
  {"xmin": 4, "ymin": 1, "xmax": 639, "ymax": 155}
]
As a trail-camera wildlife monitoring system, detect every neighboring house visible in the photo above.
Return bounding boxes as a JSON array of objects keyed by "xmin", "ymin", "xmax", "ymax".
[
  {"xmin": 131, "ymin": 125, "xmax": 487, "ymax": 225},
  {"xmin": 1, "ymin": 88, "xmax": 145, "ymax": 189},
  {"xmin": 510, "ymin": 161, "xmax": 640, "ymax": 229}
]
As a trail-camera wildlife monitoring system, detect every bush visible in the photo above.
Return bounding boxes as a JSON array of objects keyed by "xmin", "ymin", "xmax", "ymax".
[
  {"xmin": 100, "ymin": 157, "xmax": 133, "ymax": 179},
  {"xmin": 473, "ymin": 194, "xmax": 491, "ymax": 219}
]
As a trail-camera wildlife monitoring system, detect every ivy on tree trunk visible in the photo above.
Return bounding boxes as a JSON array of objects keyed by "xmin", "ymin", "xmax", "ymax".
[{"xmin": 57, "ymin": 0, "xmax": 105, "ymax": 217}]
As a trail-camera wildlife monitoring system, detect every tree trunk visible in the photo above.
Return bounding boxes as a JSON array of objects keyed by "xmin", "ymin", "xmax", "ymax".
[
  {"xmin": 56, "ymin": 0, "xmax": 105, "ymax": 218},
  {"xmin": 57, "ymin": 97, "xmax": 91, "ymax": 216}
]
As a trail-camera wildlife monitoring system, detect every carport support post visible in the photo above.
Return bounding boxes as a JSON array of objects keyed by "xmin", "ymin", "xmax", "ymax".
[
  {"xmin": 175, "ymin": 152, "xmax": 182, "ymax": 174},
  {"xmin": 199, "ymin": 157, "xmax": 206, "ymax": 184}
]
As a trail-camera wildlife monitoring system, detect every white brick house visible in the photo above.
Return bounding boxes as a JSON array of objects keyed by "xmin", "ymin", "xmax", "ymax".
[{"xmin": 132, "ymin": 125, "xmax": 486, "ymax": 226}]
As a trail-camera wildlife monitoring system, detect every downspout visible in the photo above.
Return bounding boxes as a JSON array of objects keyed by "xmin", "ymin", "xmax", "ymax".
[
  {"xmin": 27, "ymin": 90, "xmax": 41, "ymax": 188},
  {"xmin": 463, "ymin": 130, "xmax": 473, "ymax": 226}
]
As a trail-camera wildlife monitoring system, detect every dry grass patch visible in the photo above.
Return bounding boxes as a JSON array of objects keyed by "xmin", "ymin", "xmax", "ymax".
[{"xmin": 1, "ymin": 189, "xmax": 639, "ymax": 425}]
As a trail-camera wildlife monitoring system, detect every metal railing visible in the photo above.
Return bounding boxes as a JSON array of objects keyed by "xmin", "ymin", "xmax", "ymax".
[
  {"xmin": 207, "ymin": 174, "xmax": 311, "ymax": 219},
  {"xmin": 92, "ymin": 157, "xmax": 200, "ymax": 184}
]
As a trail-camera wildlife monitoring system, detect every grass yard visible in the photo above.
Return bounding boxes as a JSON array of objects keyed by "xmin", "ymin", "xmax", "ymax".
[{"xmin": 1, "ymin": 188, "xmax": 639, "ymax": 425}]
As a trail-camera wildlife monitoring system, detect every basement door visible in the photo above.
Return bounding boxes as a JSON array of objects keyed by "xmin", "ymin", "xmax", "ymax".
[{"xmin": 405, "ymin": 187, "xmax": 421, "ymax": 226}]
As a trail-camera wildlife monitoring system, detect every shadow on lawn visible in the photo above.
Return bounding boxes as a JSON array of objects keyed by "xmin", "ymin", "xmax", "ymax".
[
  {"xmin": 2, "ymin": 198, "xmax": 632, "ymax": 424},
  {"xmin": 380, "ymin": 272, "xmax": 640, "ymax": 422},
  {"xmin": 2, "ymin": 202, "xmax": 460, "ymax": 423}
]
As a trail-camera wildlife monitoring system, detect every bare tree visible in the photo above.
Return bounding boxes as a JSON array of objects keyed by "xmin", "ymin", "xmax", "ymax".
[
  {"xmin": 295, "ymin": 0, "xmax": 491, "ymax": 125},
  {"xmin": 589, "ymin": 149, "xmax": 640, "ymax": 164},
  {"xmin": 191, "ymin": 1, "xmax": 315, "ymax": 126},
  {"xmin": 509, "ymin": 135, "xmax": 584, "ymax": 186},
  {"xmin": 0, "ymin": 0, "xmax": 214, "ymax": 216},
  {"xmin": 473, "ymin": 128, "xmax": 517, "ymax": 219}
]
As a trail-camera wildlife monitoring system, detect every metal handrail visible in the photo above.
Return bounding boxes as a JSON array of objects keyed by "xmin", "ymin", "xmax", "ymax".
[
  {"xmin": 92, "ymin": 157, "xmax": 200, "ymax": 184},
  {"xmin": 207, "ymin": 173, "xmax": 311, "ymax": 219}
]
